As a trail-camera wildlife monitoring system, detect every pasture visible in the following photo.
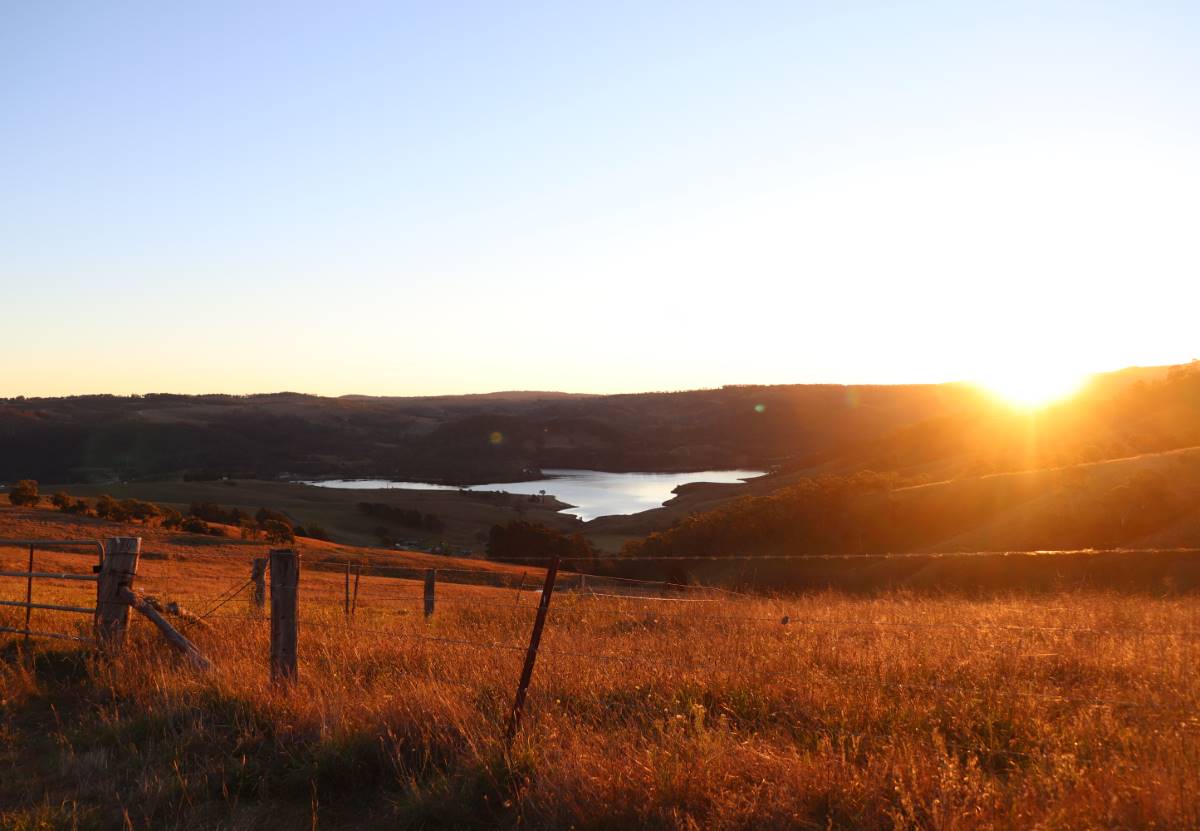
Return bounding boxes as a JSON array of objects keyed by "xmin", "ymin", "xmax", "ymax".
[{"xmin": 1, "ymin": 509, "xmax": 1198, "ymax": 828}]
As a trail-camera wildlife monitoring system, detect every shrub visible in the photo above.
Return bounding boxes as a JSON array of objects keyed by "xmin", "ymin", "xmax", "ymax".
[
  {"xmin": 51, "ymin": 491, "xmax": 72, "ymax": 510},
  {"xmin": 486, "ymin": 519, "xmax": 596, "ymax": 564},
  {"xmin": 296, "ymin": 523, "xmax": 331, "ymax": 541},
  {"xmin": 262, "ymin": 519, "xmax": 294, "ymax": 544},
  {"xmin": 180, "ymin": 516, "xmax": 212, "ymax": 535},
  {"xmin": 7, "ymin": 479, "xmax": 39, "ymax": 506}
]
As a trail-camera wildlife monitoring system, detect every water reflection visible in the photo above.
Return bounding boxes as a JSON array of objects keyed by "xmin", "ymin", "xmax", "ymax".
[{"xmin": 301, "ymin": 468, "xmax": 764, "ymax": 521}]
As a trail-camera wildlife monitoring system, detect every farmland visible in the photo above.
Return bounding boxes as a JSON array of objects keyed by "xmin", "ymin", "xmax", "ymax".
[{"xmin": 2, "ymin": 506, "xmax": 1198, "ymax": 828}]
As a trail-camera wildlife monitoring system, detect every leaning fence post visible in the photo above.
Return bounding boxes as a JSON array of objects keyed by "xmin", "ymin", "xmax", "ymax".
[
  {"xmin": 505, "ymin": 556, "xmax": 560, "ymax": 745},
  {"xmin": 250, "ymin": 557, "xmax": 267, "ymax": 610},
  {"xmin": 424, "ymin": 568, "xmax": 436, "ymax": 619},
  {"xmin": 95, "ymin": 537, "xmax": 142, "ymax": 647},
  {"xmin": 352, "ymin": 565, "xmax": 361, "ymax": 617},
  {"xmin": 269, "ymin": 548, "xmax": 299, "ymax": 685}
]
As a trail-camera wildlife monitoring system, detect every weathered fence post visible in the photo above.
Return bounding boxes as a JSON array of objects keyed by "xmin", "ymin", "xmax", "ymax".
[
  {"xmin": 352, "ymin": 565, "xmax": 361, "ymax": 617},
  {"xmin": 95, "ymin": 537, "xmax": 141, "ymax": 647},
  {"xmin": 250, "ymin": 557, "xmax": 267, "ymax": 610},
  {"xmin": 269, "ymin": 548, "xmax": 299, "ymax": 685},
  {"xmin": 424, "ymin": 568, "xmax": 436, "ymax": 619},
  {"xmin": 23, "ymin": 545, "xmax": 34, "ymax": 645},
  {"xmin": 515, "ymin": 571, "xmax": 526, "ymax": 606},
  {"xmin": 505, "ymin": 556, "xmax": 560, "ymax": 744}
]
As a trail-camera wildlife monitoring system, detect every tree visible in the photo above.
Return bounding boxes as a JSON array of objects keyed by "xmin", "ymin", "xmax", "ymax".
[
  {"xmin": 238, "ymin": 518, "xmax": 258, "ymax": 540},
  {"xmin": 262, "ymin": 519, "xmax": 294, "ymax": 544},
  {"xmin": 486, "ymin": 519, "xmax": 597, "ymax": 564},
  {"xmin": 51, "ymin": 491, "xmax": 72, "ymax": 511},
  {"xmin": 8, "ymin": 479, "xmax": 39, "ymax": 506}
]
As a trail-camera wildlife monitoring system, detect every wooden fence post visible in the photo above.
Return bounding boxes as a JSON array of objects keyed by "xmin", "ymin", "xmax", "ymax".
[
  {"xmin": 269, "ymin": 548, "xmax": 299, "ymax": 685},
  {"xmin": 23, "ymin": 545, "xmax": 34, "ymax": 645},
  {"xmin": 424, "ymin": 568, "xmax": 436, "ymax": 619},
  {"xmin": 505, "ymin": 556, "xmax": 560, "ymax": 744},
  {"xmin": 351, "ymin": 565, "xmax": 361, "ymax": 617},
  {"xmin": 95, "ymin": 537, "xmax": 142, "ymax": 647},
  {"xmin": 250, "ymin": 558, "xmax": 267, "ymax": 610}
]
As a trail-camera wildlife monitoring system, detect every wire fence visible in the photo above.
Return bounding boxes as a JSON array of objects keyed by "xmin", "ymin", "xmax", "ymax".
[{"xmin": 6, "ymin": 543, "xmax": 1199, "ymax": 744}]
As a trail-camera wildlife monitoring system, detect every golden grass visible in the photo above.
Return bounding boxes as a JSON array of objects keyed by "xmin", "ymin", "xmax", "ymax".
[{"xmin": 1, "ymin": 513, "xmax": 1199, "ymax": 827}]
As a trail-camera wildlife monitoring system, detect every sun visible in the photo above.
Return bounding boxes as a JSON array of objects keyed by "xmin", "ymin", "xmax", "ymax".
[{"xmin": 975, "ymin": 365, "xmax": 1092, "ymax": 410}]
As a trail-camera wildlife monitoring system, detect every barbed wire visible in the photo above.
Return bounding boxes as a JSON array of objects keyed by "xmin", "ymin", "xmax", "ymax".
[{"xmin": 487, "ymin": 546, "xmax": 1200, "ymax": 563}]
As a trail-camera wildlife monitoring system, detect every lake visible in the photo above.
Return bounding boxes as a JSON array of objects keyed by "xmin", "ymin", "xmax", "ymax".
[{"xmin": 301, "ymin": 468, "xmax": 764, "ymax": 521}]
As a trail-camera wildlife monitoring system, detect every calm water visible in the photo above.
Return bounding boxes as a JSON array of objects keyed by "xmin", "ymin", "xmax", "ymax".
[{"xmin": 301, "ymin": 468, "xmax": 764, "ymax": 521}]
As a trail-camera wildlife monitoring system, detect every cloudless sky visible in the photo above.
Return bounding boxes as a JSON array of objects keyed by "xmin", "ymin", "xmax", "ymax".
[{"xmin": 3, "ymin": 1, "xmax": 1198, "ymax": 397}]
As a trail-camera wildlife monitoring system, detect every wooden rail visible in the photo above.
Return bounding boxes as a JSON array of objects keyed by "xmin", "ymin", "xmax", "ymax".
[
  {"xmin": 0, "ymin": 599, "xmax": 96, "ymax": 615},
  {"xmin": 0, "ymin": 539, "xmax": 104, "ymax": 556},
  {"xmin": 0, "ymin": 626, "xmax": 94, "ymax": 643},
  {"xmin": 0, "ymin": 571, "xmax": 98, "ymax": 582}
]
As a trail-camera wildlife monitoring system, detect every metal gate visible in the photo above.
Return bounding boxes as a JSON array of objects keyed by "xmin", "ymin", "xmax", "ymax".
[{"xmin": 0, "ymin": 539, "xmax": 104, "ymax": 643}]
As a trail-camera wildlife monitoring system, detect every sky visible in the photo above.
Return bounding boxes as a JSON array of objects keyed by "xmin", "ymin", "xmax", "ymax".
[{"xmin": 2, "ymin": 1, "xmax": 1198, "ymax": 398}]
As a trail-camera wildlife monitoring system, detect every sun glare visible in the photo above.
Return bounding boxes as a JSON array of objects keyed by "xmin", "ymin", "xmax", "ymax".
[{"xmin": 976, "ymin": 366, "xmax": 1091, "ymax": 410}]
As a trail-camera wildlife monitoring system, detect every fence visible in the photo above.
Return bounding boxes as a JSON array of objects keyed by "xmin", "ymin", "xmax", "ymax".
[
  {"xmin": 3, "ymin": 540, "xmax": 1198, "ymax": 749},
  {"xmin": 0, "ymin": 538, "xmax": 104, "ymax": 643}
]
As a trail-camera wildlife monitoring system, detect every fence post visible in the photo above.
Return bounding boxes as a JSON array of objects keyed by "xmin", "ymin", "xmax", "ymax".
[
  {"xmin": 269, "ymin": 548, "xmax": 299, "ymax": 685},
  {"xmin": 23, "ymin": 545, "xmax": 34, "ymax": 645},
  {"xmin": 250, "ymin": 557, "xmax": 267, "ymax": 610},
  {"xmin": 424, "ymin": 568, "xmax": 436, "ymax": 619},
  {"xmin": 95, "ymin": 537, "xmax": 142, "ymax": 647},
  {"xmin": 352, "ymin": 565, "xmax": 361, "ymax": 617},
  {"xmin": 515, "ymin": 571, "xmax": 526, "ymax": 606},
  {"xmin": 505, "ymin": 556, "xmax": 560, "ymax": 745}
]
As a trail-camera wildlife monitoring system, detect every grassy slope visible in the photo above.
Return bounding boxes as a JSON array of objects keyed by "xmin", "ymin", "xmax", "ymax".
[
  {"xmin": 1, "ymin": 507, "xmax": 1199, "ymax": 828},
  {"xmin": 46, "ymin": 479, "xmax": 581, "ymax": 551}
]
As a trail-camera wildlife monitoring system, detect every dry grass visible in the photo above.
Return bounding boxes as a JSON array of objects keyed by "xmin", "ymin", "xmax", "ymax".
[{"xmin": 1, "ymin": 516, "xmax": 1199, "ymax": 828}]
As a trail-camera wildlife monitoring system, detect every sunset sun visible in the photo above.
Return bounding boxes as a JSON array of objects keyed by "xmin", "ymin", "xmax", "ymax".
[{"xmin": 976, "ymin": 366, "xmax": 1092, "ymax": 410}]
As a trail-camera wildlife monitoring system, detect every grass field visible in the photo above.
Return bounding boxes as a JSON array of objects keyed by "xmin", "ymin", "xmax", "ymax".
[
  {"xmin": 2, "ymin": 507, "xmax": 1199, "ymax": 828},
  {"xmin": 50, "ymin": 478, "xmax": 580, "ymax": 551}
]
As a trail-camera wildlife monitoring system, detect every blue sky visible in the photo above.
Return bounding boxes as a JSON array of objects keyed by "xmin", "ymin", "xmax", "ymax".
[{"xmin": 3, "ymin": 2, "xmax": 1198, "ymax": 396}]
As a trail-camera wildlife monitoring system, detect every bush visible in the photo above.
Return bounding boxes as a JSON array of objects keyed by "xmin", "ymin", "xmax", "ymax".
[
  {"xmin": 7, "ymin": 479, "xmax": 39, "ymax": 507},
  {"xmin": 262, "ymin": 519, "xmax": 294, "ymax": 544},
  {"xmin": 94, "ymin": 494, "xmax": 129, "ymax": 521},
  {"xmin": 486, "ymin": 519, "xmax": 596, "ymax": 564},
  {"xmin": 120, "ymin": 499, "xmax": 161, "ymax": 524},
  {"xmin": 51, "ymin": 491, "xmax": 72, "ymax": 510},
  {"xmin": 180, "ymin": 516, "xmax": 212, "ymax": 535},
  {"xmin": 295, "ymin": 523, "xmax": 331, "ymax": 541}
]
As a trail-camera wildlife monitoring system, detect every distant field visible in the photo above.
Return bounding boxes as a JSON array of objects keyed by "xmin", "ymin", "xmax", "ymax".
[
  {"xmin": 49, "ymin": 478, "xmax": 581, "ymax": 552},
  {"xmin": 1, "ymin": 506, "xmax": 1198, "ymax": 828}
]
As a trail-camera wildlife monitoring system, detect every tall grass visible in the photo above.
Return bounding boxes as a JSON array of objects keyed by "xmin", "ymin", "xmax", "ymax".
[{"xmin": 2, "ymin": 551, "xmax": 1198, "ymax": 829}]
